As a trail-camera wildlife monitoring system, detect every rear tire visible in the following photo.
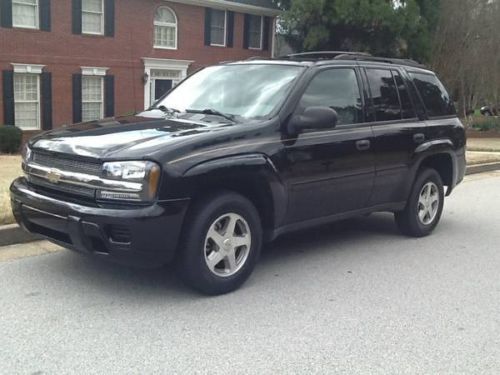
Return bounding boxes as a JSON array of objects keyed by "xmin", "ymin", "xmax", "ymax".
[
  {"xmin": 395, "ymin": 168, "xmax": 444, "ymax": 237},
  {"xmin": 176, "ymin": 191, "xmax": 262, "ymax": 295}
]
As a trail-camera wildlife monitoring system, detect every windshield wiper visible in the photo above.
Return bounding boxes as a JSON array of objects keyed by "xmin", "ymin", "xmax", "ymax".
[
  {"xmin": 157, "ymin": 105, "xmax": 181, "ymax": 115},
  {"xmin": 186, "ymin": 108, "xmax": 235, "ymax": 122}
]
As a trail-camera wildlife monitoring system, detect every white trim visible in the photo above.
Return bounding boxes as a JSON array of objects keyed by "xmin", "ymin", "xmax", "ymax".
[
  {"xmin": 271, "ymin": 17, "xmax": 276, "ymax": 57},
  {"xmin": 167, "ymin": 0, "xmax": 281, "ymax": 16},
  {"xmin": 153, "ymin": 6, "xmax": 178, "ymax": 50},
  {"xmin": 210, "ymin": 9, "xmax": 227, "ymax": 47},
  {"xmin": 142, "ymin": 58, "xmax": 193, "ymax": 109},
  {"xmin": 11, "ymin": 63, "xmax": 45, "ymax": 74},
  {"xmin": 12, "ymin": 0, "xmax": 39, "ymax": 29},
  {"xmin": 81, "ymin": 66, "xmax": 109, "ymax": 76}
]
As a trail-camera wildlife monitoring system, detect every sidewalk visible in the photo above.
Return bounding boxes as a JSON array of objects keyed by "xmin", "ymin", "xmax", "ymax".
[{"xmin": 467, "ymin": 138, "xmax": 500, "ymax": 152}]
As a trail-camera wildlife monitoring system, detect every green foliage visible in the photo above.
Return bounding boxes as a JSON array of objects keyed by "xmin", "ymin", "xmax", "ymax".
[
  {"xmin": 472, "ymin": 117, "xmax": 500, "ymax": 132},
  {"xmin": 279, "ymin": 0, "xmax": 440, "ymax": 63},
  {"xmin": 0, "ymin": 126, "xmax": 23, "ymax": 154}
]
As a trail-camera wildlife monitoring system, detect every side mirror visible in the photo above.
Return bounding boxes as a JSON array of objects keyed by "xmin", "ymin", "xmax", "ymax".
[{"xmin": 288, "ymin": 106, "xmax": 338, "ymax": 134}]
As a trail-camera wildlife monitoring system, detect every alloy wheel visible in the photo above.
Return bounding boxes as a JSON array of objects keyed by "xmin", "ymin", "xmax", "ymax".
[
  {"xmin": 417, "ymin": 182, "xmax": 440, "ymax": 225},
  {"xmin": 204, "ymin": 213, "xmax": 252, "ymax": 277}
]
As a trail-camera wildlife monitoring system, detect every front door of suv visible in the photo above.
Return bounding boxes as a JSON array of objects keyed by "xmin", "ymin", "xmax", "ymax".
[
  {"xmin": 363, "ymin": 67, "xmax": 426, "ymax": 206},
  {"xmin": 283, "ymin": 67, "xmax": 375, "ymax": 224}
]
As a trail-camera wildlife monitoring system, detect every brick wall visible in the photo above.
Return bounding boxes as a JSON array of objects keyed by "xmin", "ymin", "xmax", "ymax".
[{"xmin": 0, "ymin": 0, "xmax": 274, "ymax": 129}]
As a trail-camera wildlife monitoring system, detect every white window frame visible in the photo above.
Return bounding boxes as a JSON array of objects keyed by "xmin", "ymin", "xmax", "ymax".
[
  {"xmin": 248, "ymin": 15, "xmax": 264, "ymax": 50},
  {"xmin": 81, "ymin": 67, "xmax": 108, "ymax": 122},
  {"xmin": 81, "ymin": 0, "xmax": 105, "ymax": 36},
  {"xmin": 210, "ymin": 9, "xmax": 227, "ymax": 47},
  {"xmin": 12, "ymin": 0, "xmax": 39, "ymax": 30},
  {"xmin": 153, "ymin": 6, "xmax": 178, "ymax": 50},
  {"xmin": 11, "ymin": 64, "xmax": 44, "ymax": 130}
]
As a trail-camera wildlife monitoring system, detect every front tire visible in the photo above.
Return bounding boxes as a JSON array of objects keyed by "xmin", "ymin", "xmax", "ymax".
[
  {"xmin": 176, "ymin": 191, "xmax": 262, "ymax": 295},
  {"xmin": 395, "ymin": 168, "xmax": 445, "ymax": 237}
]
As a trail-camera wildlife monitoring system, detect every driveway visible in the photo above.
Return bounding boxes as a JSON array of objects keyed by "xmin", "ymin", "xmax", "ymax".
[{"xmin": 1, "ymin": 172, "xmax": 499, "ymax": 374}]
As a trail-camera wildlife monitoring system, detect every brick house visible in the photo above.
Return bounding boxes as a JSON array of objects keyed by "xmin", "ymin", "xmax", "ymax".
[{"xmin": 0, "ymin": 0, "xmax": 279, "ymax": 137}]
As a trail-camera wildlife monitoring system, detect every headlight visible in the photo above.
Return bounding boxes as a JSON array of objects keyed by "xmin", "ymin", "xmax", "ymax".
[
  {"xmin": 97, "ymin": 161, "xmax": 161, "ymax": 202},
  {"xmin": 21, "ymin": 144, "xmax": 32, "ymax": 163}
]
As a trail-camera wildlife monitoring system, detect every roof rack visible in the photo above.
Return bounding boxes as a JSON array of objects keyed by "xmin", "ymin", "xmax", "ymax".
[
  {"xmin": 279, "ymin": 51, "xmax": 425, "ymax": 68},
  {"xmin": 279, "ymin": 51, "xmax": 372, "ymax": 60}
]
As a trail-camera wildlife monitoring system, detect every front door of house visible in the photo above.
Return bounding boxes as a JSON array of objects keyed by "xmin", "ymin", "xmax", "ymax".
[
  {"xmin": 149, "ymin": 69, "xmax": 182, "ymax": 107},
  {"xmin": 153, "ymin": 79, "xmax": 173, "ymax": 103}
]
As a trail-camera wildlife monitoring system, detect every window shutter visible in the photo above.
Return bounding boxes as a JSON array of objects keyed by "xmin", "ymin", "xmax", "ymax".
[
  {"xmin": 104, "ymin": 75, "xmax": 115, "ymax": 117},
  {"xmin": 72, "ymin": 0, "xmax": 82, "ymax": 35},
  {"xmin": 72, "ymin": 74, "xmax": 82, "ymax": 123},
  {"xmin": 104, "ymin": 0, "xmax": 115, "ymax": 37},
  {"xmin": 39, "ymin": 0, "xmax": 51, "ymax": 31},
  {"xmin": 204, "ymin": 8, "xmax": 211, "ymax": 46},
  {"xmin": 2, "ymin": 70, "xmax": 15, "ymax": 126},
  {"xmin": 40, "ymin": 72, "xmax": 53, "ymax": 130},
  {"xmin": 226, "ymin": 11, "xmax": 234, "ymax": 48},
  {"xmin": 243, "ymin": 14, "xmax": 250, "ymax": 49},
  {"xmin": 263, "ymin": 16, "xmax": 272, "ymax": 51},
  {"xmin": 0, "ymin": 0, "xmax": 13, "ymax": 28}
]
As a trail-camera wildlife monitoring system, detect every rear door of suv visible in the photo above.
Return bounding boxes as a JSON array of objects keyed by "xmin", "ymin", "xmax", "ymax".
[{"xmin": 361, "ymin": 66, "xmax": 426, "ymax": 207}]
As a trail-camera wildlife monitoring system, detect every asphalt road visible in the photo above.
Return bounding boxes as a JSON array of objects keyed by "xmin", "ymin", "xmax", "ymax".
[{"xmin": 1, "ymin": 173, "xmax": 499, "ymax": 374}]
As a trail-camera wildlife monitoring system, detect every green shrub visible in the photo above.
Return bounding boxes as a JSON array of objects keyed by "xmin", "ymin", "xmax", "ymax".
[
  {"xmin": 0, "ymin": 126, "xmax": 23, "ymax": 154},
  {"xmin": 472, "ymin": 117, "xmax": 500, "ymax": 132}
]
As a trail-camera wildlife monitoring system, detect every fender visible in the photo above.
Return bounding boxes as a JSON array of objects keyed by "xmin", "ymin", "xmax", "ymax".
[
  {"xmin": 181, "ymin": 153, "xmax": 288, "ymax": 237},
  {"xmin": 409, "ymin": 138, "xmax": 462, "ymax": 197}
]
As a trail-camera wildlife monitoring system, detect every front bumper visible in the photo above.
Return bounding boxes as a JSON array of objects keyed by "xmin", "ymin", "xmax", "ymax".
[{"xmin": 10, "ymin": 177, "xmax": 190, "ymax": 268}]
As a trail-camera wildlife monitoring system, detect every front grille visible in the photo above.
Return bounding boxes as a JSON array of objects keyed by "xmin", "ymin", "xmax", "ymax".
[
  {"xmin": 29, "ymin": 151, "xmax": 102, "ymax": 200},
  {"xmin": 28, "ymin": 175, "xmax": 95, "ymax": 198},
  {"xmin": 32, "ymin": 151, "xmax": 102, "ymax": 175}
]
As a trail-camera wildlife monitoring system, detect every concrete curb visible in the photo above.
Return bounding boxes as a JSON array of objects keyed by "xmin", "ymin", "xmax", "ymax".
[
  {"xmin": 0, "ymin": 224, "xmax": 42, "ymax": 247},
  {"xmin": 0, "ymin": 162, "xmax": 499, "ymax": 248}
]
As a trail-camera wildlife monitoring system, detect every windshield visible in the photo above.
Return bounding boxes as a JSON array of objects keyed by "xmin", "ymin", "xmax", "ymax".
[{"xmin": 155, "ymin": 64, "xmax": 304, "ymax": 119}]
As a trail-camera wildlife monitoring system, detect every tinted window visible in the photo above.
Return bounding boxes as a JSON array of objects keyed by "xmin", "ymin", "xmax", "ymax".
[
  {"xmin": 366, "ymin": 69, "xmax": 401, "ymax": 122},
  {"xmin": 393, "ymin": 71, "xmax": 416, "ymax": 119},
  {"xmin": 410, "ymin": 72, "xmax": 456, "ymax": 117},
  {"xmin": 299, "ymin": 69, "xmax": 363, "ymax": 125}
]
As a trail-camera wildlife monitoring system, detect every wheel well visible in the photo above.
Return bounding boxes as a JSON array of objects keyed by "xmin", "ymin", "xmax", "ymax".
[
  {"xmin": 420, "ymin": 153, "xmax": 453, "ymax": 187},
  {"xmin": 190, "ymin": 177, "xmax": 275, "ymax": 234}
]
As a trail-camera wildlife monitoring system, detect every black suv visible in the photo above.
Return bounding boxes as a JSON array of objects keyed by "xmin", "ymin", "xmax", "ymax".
[{"xmin": 11, "ymin": 52, "xmax": 466, "ymax": 294}]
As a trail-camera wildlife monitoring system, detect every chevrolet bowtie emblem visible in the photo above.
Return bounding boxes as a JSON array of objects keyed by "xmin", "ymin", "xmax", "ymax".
[{"xmin": 47, "ymin": 169, "xmax": 62, "ymax": 184}]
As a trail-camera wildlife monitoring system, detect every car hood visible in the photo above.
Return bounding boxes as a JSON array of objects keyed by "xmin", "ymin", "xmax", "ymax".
[{"xmin": 30, "ymin": 111, "xmax": 240, "ymax": 160}]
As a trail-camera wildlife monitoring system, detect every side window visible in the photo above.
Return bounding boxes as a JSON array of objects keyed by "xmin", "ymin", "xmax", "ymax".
[
  {"xmin": 393, "ymin": 71, "xmax": 416, "ymax": 119},
  {"xmin": 366, "ymin": 68, "xmax": 401, "ymax": 122},
  {"xmin": 298, "ymin": 68, "xmax": 363, "ymax": 126},
  {"xmin": 409, "ymin": 72, "xmax": 456, "ymax": 117}
]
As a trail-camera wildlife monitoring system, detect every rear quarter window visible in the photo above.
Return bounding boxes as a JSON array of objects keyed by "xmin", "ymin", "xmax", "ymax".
[{"xmin": 409, "ymin": 72, "xmax": 456, "ymax": 118}]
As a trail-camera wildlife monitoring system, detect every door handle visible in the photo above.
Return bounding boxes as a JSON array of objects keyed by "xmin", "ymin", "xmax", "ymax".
[
  {"xmin": 413, "ymin": 133, "xmax": 425, "ymax": 144},
  {"xmin": 356, "ymin": 139, "xmax": 371, "ymax": 151}
]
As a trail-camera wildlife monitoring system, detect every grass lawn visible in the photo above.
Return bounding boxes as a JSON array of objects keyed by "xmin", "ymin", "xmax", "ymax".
[{"xmin": 0, "ymin": 155, "xmax": 22, "ymax": 225}]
